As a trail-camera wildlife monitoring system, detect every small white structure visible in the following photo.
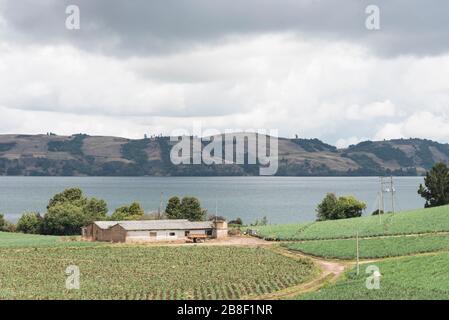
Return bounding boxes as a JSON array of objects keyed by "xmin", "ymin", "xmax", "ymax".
[{"xmin": 82, "ymin": 219, "xmax": 228, "ymax": 243}]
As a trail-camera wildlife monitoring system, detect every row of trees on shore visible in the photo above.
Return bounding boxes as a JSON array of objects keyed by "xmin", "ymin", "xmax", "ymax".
[
  {"xmin": 0, "ymin": 188, "xmax": 209, "ymax": 236},
  {"xmin": 2, "ymin": 163, "xmax": 449, "ymax": 234},
  {"xmin": 315, "ymin": 162, "xmax": 449, "ymax": 221}
]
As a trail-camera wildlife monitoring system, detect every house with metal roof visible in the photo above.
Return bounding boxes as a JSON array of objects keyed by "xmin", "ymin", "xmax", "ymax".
[{"xmin": 82, "ymin": 219, "xmax": 228, "ymax": 243}]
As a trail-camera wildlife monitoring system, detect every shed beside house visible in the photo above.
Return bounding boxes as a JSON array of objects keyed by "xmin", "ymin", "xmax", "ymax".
[
  {"xmin": 82, "ymin": 221, "xmax": 117, "ymax": 242},
  {"xmin": 82, "ymin": 219, "xmax": 228, "ymax": 243}
]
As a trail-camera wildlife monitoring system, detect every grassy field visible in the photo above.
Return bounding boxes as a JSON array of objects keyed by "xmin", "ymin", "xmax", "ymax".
[
  {"xmin": 285, "ymin": 234, "xmax": 449, "ymax": 259},
  {"xmin": 299, "ymin": 252, "xmax": 449, "ymax": 300},
  {"xmin": 0, "ymin": 232, "xmax": 103, "ymax": 248},
  {"xmin": 255, "ymin": 205, "xmax": 449, "ymax": 241},
  {"xmin": 0, "ymin": 244, "xmax": 315, "ymax": 300},
  {"xmin": 4, "ymin": 203, "xmax": 449, "ymax": 300}
]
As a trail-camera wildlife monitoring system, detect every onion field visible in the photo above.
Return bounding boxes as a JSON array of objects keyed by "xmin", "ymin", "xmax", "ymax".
[
  {"xmin": 254, "ymin": 205, "xmax": 449, "ymax": 241},
  {"xmin": 0, "ymin": 231, "xmax": 103, "ymax": 249},
  {"xmin": 299, "ymin": 252, "xmax": 449, "ymax": 300},
  {"xmin": 285, "ymin": 233, "xmax": 449, "ymax": 259},
  {"xmin": 0, "ymin": 245, "xmax": 315, "ymax": 300}
]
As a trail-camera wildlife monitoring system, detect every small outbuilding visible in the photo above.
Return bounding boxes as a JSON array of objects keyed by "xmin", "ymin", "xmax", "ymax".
[{"xmin": 82, "ymin": 219, "xmax": 228, "ymax": 243}]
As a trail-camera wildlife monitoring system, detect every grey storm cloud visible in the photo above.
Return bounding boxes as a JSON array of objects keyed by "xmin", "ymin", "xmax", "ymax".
[
  {"xmin": 1, "ymin": 0, "xmax": 449, "ymax": 144},
  {"xmin": 1, "ymin": 0, "xmax": 449, "ymax": 57}
]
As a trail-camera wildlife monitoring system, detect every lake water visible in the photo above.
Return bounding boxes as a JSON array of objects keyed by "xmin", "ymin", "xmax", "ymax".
[{"xmin": 0, "ymin": 176, "xmax": 425, "ymax": 224}]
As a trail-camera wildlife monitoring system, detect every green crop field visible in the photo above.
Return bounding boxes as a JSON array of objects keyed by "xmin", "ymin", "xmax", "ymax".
[
  {"xmin": 0, "ymin": 245, "xmax": 315, "ymax": 300},
  {"xmin": 254, "ymin": 205, "xmax": 449, "ymax": 241},
  {"xmin": 0, "ymin": 231, "xmax": 103, "ymax": 249},
  {"xmin": 285, "ymin": 234, "xmax": 449, "ymax": 259},
  {"xmin": 252, "ymin": 223, "xmax": 312, "ymax": 241},
  {"xmin": 299, "ymin": 252, "xmax": 449, "ymax": 300}
]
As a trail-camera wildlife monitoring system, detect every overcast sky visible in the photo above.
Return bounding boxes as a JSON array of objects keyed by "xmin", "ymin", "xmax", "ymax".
[{"xmin": 0, "ymin": 0, "xmax": 448, "ymax": 147}]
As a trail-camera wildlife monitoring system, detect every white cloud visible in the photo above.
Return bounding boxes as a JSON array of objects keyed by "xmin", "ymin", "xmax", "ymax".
[
  {"xmin": 1, "ymin": 32, "xmax": 449, "ymax": 144},
  {"xmin": 335, "ymin": 136, "xmax": 370, "ymax": 149},
  {"xmin": 375, "ymin": 112, "xmax": 449, "ymax": 141},
  {"xmin": 345, "ymin": 100, "xmax": 397, "ymax": 120}
]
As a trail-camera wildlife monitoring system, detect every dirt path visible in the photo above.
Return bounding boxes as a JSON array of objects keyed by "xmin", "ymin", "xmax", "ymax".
[
  {"xmin": 256, "ymin": 246, "xmax": 449, "ymax": 300},
  {"xmin": 250, "ymin": 246, "xmax": 348, "ymax": 300}
]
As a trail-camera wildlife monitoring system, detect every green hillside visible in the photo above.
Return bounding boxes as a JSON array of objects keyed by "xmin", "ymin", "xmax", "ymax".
[
  {"xmin": 299, "ymin": 252, "xmax": 449, "ymax": 300},
  {"xmin": 1, "ymin": 134, "xmax": 448, "ymax": 176},
  {"xmin": 286, "ymin": 234, "xmax": 449, "ymax": 259},
  {"xmin": 254, "ymin": 205, "xmax": 449, "ymax": 241}
]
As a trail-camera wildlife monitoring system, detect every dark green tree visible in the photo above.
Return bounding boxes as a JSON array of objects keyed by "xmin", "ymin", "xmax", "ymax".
[
  {"xmin": 129, "ymin": 202, "xmax": 144, "ymax": 216},
  {"xmin": 316, "ymin": 193, "xmax": 366, "ymax": 221},
  {"xmin": 180, "ymin": 197, "xmax": 206, "ymax": 221},
  {"xmin": 0, "ymin": 213, "xmax": 15, "ymax": 232},
  {"xmin": 43, "ymin": 188, "xmax": 108, "ymax": 235},
  {"xmin": 334, "ymin": 196, "xmax": 366, "ymax": 219},
  {"xmin": 0, "ymin": 213, "xmax": 6, "ymax": 231},
  {"xmin": 83, "ymin": 198, "xmax": 108, "ymax": 223},
  {"xmin": 371, "ymin": 209, "xmax": 384, "ymax": 216},
  {"xmin": 316, "ymin": 193, "xmax": 338, "ymax": 221},
  {"xmin": 42, "ymin": 203, "xmax": 85, "ymax": 235},
  {"xmin": 165, "ymin": 196, "xmax": 182, "ymax": 219},
  {"xmin": 110, "ymin": 202, "xmax": 144, "ymax": 220},
  {"xmin": 418, "ymin": 162, "xmax": 449, "ymax": 208},
  {"xmin": 47, "ymin": 188, "xmax": 86, "ymax": 209},
  {"xmin": 16, "ymin": 212, "xmax": 43, "ymax": 234},
  {"xmin": 228, "ymin": 217, "xmax": 243, "ymax": 225}
]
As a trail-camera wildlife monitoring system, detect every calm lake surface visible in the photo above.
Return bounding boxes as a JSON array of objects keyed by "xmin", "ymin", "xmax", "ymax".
[{"xmin": 0, "ymin": 177, "xmax": 425, "ymax": 224}]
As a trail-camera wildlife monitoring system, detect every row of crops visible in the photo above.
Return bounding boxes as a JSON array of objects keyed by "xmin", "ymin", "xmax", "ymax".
[
  {"xmin": 285, "ymin": 234, "xmax": 449, "ymax": 259},
  {"xmin": 0, "ymin": 231, "xmax": 104, "ymax": 248},
  {"xmin": 254, "ymin": 205, "xmax": 449, "ymax": 241},
  {"xmin": 0, "ymin": 246, "xmax": 315, "ymax": 300},
  {"xmin": 299, "ymin": 252, "xmax": 449, "ymax": 300}
]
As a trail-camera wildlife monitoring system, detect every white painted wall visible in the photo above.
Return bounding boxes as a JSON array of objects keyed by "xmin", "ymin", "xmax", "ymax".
[{"xmin": 125, "ymin": 230, "xmax": 185, "ymax": 242}]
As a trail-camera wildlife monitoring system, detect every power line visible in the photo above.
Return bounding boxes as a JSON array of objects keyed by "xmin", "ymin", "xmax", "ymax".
[
  {"xmin": 158, "ymin": 192, "xmax": 163, "ymax": 219},
  {"xmin": 378, "ymin": 176, "xmax": 396, "ymax": 218}
]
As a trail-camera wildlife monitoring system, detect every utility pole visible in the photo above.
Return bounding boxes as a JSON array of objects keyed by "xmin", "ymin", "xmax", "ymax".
[
  {"xmin": 356, "ymin": 231, "xmax": 360, "ymax": 276},
  {"xmin": 378, "ymin": 191, "xmax": 382, "ymax": 224},
  {"xmin": 379, "ymin": 177, "xmax": 385, "ymax": 223},
  {"xmin": 390, "ymin": 176, "xmax": 395, "ymax": 215},
  {"xmin": 215, "ymin": 200, "xmax": 218, "ymax": 222},
  {"xmin": 378, "ymin": 176, "xmax": 396, "ymax": 222},
  {"xmin": 158, "ymin": 192, "xmax": 163, "ymax": 219}
]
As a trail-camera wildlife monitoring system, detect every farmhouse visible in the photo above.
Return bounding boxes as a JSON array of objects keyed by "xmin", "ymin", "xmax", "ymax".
[{"xmin": 82, "ymin": 219, "xmax": 228, "ymax": 243}]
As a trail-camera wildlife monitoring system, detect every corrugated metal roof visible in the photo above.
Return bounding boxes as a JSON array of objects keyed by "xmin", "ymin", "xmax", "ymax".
[
  {"xmin": 92, "ymin": 219, "xmax": 214, "ymax": 231},
  {"xmin": 94, "ymin": 221, "xmax": 118, "ymax": 229},
  {"xmin": 117, "ymin": 220, "xmax": 214, "ymax": 231}
]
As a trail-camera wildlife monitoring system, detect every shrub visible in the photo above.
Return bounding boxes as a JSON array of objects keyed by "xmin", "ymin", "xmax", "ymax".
[
  {"xmin": 229, "ymin": 218, "xmax": 243, "ymax": 225},
  {"xmin": 42, "ymin": 188, "xmax": 108, "ymax": 235},
  {"xmin": 16, "ymin": 212, "xmax": 43, "ymax": 234},
  {"xmin": 317, "ymin": 193, "xmax": 366, "ymax": 221},
  {"xmin": 42, "ymin": 203, "xmax": 86, "ymax": 235},
  {"xmin": 111, "ymin": 202, "xmax": 144, "ymax": 220},
  {"xmin": 0, "ymin": 213, "xmax": 15, "ymax": 232}
]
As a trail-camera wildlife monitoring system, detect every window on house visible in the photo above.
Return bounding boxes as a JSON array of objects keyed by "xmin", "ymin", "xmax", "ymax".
[
  {"xmin": 169, "ymin": 232, "xmax": 176, "ymax": 236},
  {"xmin": 149, "ymin": 232, "xmax": 157, "ymax": 237},
  {"xmin": 206, "ymin": 230, "xmax": 213, "ymax": 236}
]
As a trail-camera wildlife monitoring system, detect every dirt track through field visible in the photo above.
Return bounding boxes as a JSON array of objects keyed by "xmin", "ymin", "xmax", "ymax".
[
  {"xmin": 249, "ymin": 246, "xmax": 348, "ymax": 300},
  {"xmin": 116, "ymin": 236, "xmax": 349, "ymax": 299}
]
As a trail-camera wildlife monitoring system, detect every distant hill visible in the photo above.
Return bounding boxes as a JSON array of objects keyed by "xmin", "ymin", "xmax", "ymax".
[{"xmin": 0, "ymin": 134, "xmax": 448, "ymax": 176}]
